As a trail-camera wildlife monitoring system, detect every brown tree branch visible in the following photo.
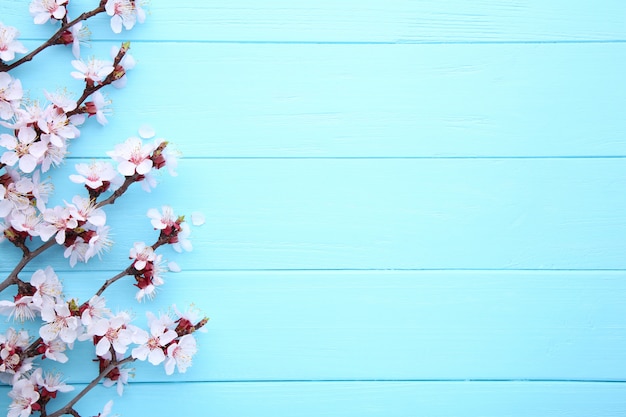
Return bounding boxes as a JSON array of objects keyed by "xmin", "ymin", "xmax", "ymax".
[
  {"xmin": 46, "ymin": 355, "xmax": 136, "ymax": 417},
  {"xmin": 0, "ymin": 2, "xmax": 108, "ymax": 72}
]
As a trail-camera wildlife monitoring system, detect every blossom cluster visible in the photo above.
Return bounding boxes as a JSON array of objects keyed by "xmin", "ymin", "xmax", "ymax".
[
  {"xmin": 0, "ymin": 2, "xmax": 208, "ymax": 417},
  {"xmin": 0, "ymin": 266, "xmax": 205, "ymax": 391}
]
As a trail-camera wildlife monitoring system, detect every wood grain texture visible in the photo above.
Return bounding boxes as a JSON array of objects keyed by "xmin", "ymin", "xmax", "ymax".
[
  {"xmin": 8, "ymin": 271, "xmax": 623, "ymax": 384},
  {"xmin": 3, "ymin": 381, "xmax": 626, "ymax": 417},
  {"xmin": 0, "ymin": 1, "xmax": 624, "ymax": 416},
  {"xmin": 3, "ymin": 0, "xmax": 626, "ymax": 42},
  {"xmin": 3, "ymin": 158, "xmax": 625, "ymax": 272},
  {"xmin": 9, "ymin": 41, "xmax": 626, "ymax": 158}
]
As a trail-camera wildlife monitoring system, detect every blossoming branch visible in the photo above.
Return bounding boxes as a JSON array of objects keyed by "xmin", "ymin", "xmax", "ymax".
[{"xmin": 0, "ymin": 2, "xmax": 208, "ymax": 416}]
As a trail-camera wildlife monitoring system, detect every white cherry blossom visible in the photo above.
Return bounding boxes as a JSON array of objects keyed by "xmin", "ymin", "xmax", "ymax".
[
  {"xmin": 70, "ymin": 160, "xmax": 119, "ymax": 190},
  {"xmin": 132, "ymin": 312, "xmax": 177, "ymax": 365},
  {"xmin": 172, "ymin": 222, "xmax": 192, "ymax": 253},
  {"xmin": 129, "ymin": 241, "xmax": 155, "ymax": 270},
  {"xmin": 105, "ymin": 0, "xmax": 145, "ymax": 34},
  {"xmin": 0, "ymin": 328, "xmax": 31, "ymax": 377},
  {"xmin": 81, "ymin": 295, "xmax": 110, "ymax": 326},
  {"xmin": 68, "ymin": 195, "xmax": 107, "ymax": 227},
  {"xmin": 30, "ymin": 367, "xmax": 74, "ymax": 396},
  {"xmin": 0, "ymin": 72, "xmax": 22, "ymax": 120},
  {"xmin": 29, "ymin": 0, "xmax": 69, "ymax": 24},
  {"xmin": 0, "ymin": 295, "xmax": 37, "ymax": 322},
  {"xmin": 41, "ymin": 205, "xmax": 78, "ymax": 244},
  {"xmin": 102, "ymin": 363, "xmax": 131, "ymax": 396},
  {"xmin": 107, "ymin": 136, "xmax": 154, "ymax": 176},
  {"xmin": 91, "ymin": 312, "xmax": 135, "ymax": 356},
  {"xmin": 0, "ymin": 23, "xmax": 27, "ymax": 62},
  {"xmin": 10, "ymin": 207, "xmax": 52, "ymax": 241},
  {"xmin": 110, "ymin": 45, "xmax": 136, "ymax": 88},
  {"xmin": 164, "ymin": 334, "xmax": 197, "ymax": 375},
  {"xmin": 0, "ymin": 127, "xmax": 48, "ymax": 173},
  {"xmin": 147, "ymin": 205, "xmax": 176, "ymax": 230},
  {"xmin": 71, "ymin": 58, "xmax": 114, "ymax": 85},
  {"xmin": 40, "ymin": 338, "xmax": 69, "ymax": 363},
  {"xmin": 84, "ymin": 225, "xmax": 113, "ymax": 263},
  {"xmin": 84, "ymin": 91, "xmax": 112, "ymax": 125},
  {"xmin": 30, "ymin": 267, "xmax": 63, "ymax": 310},
  {"xmin": 7, "ymin": 378, "xmax": 39, "ymax": 417},
  {"xmin": 39, "ymin": 302, "xmax": 80, "ymax": 344},
  {"xmin": 37, "ymin": 104, "xmax": 80, "ymax": 148},
  {"xmin": 44, "ymin": 89, "xmax": 77, "ymax": 113},
  {"xmin": 134, "ymin": 254, "xmax": 166, "ymax": 301}
]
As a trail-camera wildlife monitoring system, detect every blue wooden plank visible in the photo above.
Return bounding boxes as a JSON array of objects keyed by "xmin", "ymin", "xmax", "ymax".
[
  {"xmin": 2, "ymin": 381, "xmax": 626, "ymax": 417},
  {"xmin": 2, "ymin": 0, "xmax": 626, "ymax": 42},
  {"xmin": 7, "ymin": 42, "xmax": 626, "ymax": 158},
  {"xmin": 2, "ymin": 158, "xmax": 624, "ymax": 272},
  {"xmin": 1, "ymin": 271, "xmax": 624, "ymax": 383}
]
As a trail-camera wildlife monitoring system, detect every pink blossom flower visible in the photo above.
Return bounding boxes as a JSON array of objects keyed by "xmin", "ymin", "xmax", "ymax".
[
  {"xmin": 129, "ymin": 241, "xmax": 155, "ymax": 270},
  {"xmin": 38, "ymin": 136, "xmax": 68, "ymax": 172},
  {"xmin": 29, "ymin": 0, "xmax": 69, "ymax": 24},
  {"xmin": 41, "ymin": 205, "xmax": 78, "ymax": 244},
  {"xmin": 0, "ymin": 127, "xmax": 48, "ymax": 173},
  {"xmin": 91, "ymin": 312, "xmax": 135, "ymax": 356},
  {"xmin": 0, "ymin": 295, "xmax": 37, "ymax": 322},
  {"xmin": 102, "ymin": 363, "xmax": 131, "ymax": 396},
  {"xmin": 31, "ymin": 170, "xmax": 53, "ymax": 212},
  {"xmin": 30, "ymin": 367, "xmax": 74, "ymax": 397},
  {"xmin": 39, "ymin": 338, "xmax": 69, "ymax": 363},
  {"xmin": 105, "ymin": 0, "xmax": 145, "ymax": 34},
  {"xmin": 30, "ymin": 266, "xmax": 63, "ymax": 310},
  {"xmin": 147, "ymin": 205, "xmax": 177, "ymax": 230},
  {"xmin": 1, "ymin": 102, "xmax": 42, "ymax": 130},
  {"xmin": 110, "ymin": 45, "xmax": 136, "ymax": 88},
  {"xmin": 0, "ymin": 23, "xmax": 27, "ymax": 62},
  {"xmin": 139, "ymin": 126, "xmax": 178, "ymax": 176},
  {"xmin": 164, "ymin": 334, "xmax": 197, "ymax": 375},
  {"xmin": 70, "ymin": 58, "xmax": 114, "ymax": 86},
  {"xmin": 61, "ymin": 224, "xmax": 112, "ymax": 267},
  {"xmin": 80, "ymin": 295, "xmax": 110, "ymax": 326},
  {"xmin": 172, "ymin": 222, "xmax": 192, "ymax": 253},
  {"xmin": 0, "ymin": 72, "xmax": 23, "ymax": 120},
  {"xmin": 132, "ymin": 312, "xmax": 177, "ymax": 365},
  {"xmin": 68, "ymin": 195, "xmax": 107, "ymax": 227},
  {"xmin": 9, "ymin": 207, "xmax": 46, "ymax": 240},
  {"xmin": 0, "ymin": 328, "xmax": 33, "ymax": 379},
  {"xmin": 0, "ymin": 170, "xmax": 33, "ymax": 216},
  {"xmin": 56, "ymin": 16, "xmax": 90, "ymax": 58},
  {"xmin": 37, "ymin": 104, "xmax": 80, "ymax": 148},
  {"xmin": 44, "ymin": 89, "xmax": 77, "ymax": 114},
  {"xmin": 7, "ymin": 378, "xmax": 40, "ymax": 417},
  {"xmin": 173, "ymin": 304, "xmax": 208, "ymax": 334},
  {"xmin": 107, "ymin": 136, "xmax": 154, "ymax": 176},
  {"xmin": 63, "ymin": 236, "xmax": 85, "ymax": 267},
  {"xmin": 139, "ymin": 171, "xmax": 157, "ymax": 192},
  {"xmin": 83, "ymin": 91, "xmax": 111, "ymax": 125},
  {"xmin": 84, "ymin": 225, "xmax": 113, "ymax": 263},
  {"xmin": 39, "ymin": 303, "xmax": 80, "ymax": 344},
  {"xmin": 69, "ymin": 160, "xmax": 119, "ymax": 190},
  {"xmin": 134, "ymin": 254, "xmax": 166, "ymax": 301}
]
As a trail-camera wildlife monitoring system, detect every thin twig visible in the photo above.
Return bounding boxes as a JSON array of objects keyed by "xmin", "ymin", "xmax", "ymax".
[
  {"xmin": 46, "ymin": 355, "xmax": 136, "ymax": 417},
  {"xmin": 0, "ymin": 239, "xmax": 56, "ymax": 293},
  {"xmin": 95, "ymin": 174, "xmax": 140, "ymax": 208},
  {"xmin": 0, "ymin": 2, "xmax": 108, "ymax": 72}
]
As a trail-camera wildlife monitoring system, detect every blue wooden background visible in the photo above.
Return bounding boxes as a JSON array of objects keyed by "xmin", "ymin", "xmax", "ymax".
[{"xmin": 1, "ymin": 0, "xmax": 626, "ymax": 415}]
